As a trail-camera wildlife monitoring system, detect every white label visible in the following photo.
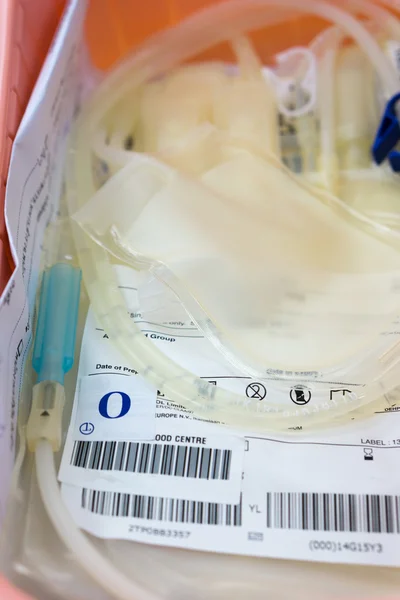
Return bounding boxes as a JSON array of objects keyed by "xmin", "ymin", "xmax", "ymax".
[
  {"xmin": 0, "ymin": 0, "xmax": 86, "ymax": 527},
  {"xmin": 61, "ymin": 428, "xmax": 244, "ymax": 503},
  {"xmin": 61, "ymin": 267, "xmax": 400, "ymax": 567}
]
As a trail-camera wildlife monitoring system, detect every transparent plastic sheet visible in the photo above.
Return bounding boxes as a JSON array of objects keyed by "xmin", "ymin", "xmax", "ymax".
[
  {"xmin": 68, "ymin": 0, "xmax": 400, "ymax": 430},
  {"xmin": 5, "ymin": 2, "xmax": 400, "ymax": 600},
  {"xmin": 74, "ymin": 144, "xmax": 400, "ymax": 372}
]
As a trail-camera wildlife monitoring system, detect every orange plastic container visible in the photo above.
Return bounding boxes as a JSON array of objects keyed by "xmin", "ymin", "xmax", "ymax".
[
  {"xmin": 84, "ymin": 0, "xmax": 400, "ymax": 70},
  {"xmin": 0, "ymin": 0, "xmax": 66, "ymax": 293},
  {"xmin": 85, "ymin": 0, "xmax": 327, "ymax": 71}
]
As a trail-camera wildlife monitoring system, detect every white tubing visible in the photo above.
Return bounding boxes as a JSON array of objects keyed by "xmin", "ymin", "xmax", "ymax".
[
  {"xmin": 312, "ymin": 26, "xmax": 342, "ymax": 192},
  {"xmin": 86, "ymin": 0, "xmax": 398, "ymax": 152},
  {"xmin": 35, "ymin": 440, "xmax": 157, "ymax": 600},
  {"xmin": 76, "ymin": 0, "xmax": 398, "ymax": 206},
  {"xmin": 331, "ymin": 0, "xmax": 400, "ymax": 38},
  {"xmin": 310, "ymin": 0, "xmax": 400, "ymax": 192}
]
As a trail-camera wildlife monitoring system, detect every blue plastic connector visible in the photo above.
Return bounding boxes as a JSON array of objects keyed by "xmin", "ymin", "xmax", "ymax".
[
  {"xmin": 372, "ymin": 92, "xmax": 400, "ymax": 172},
  {"xmin": 32, "ymin": 263, "xmax": 81, "ymax": 384}
]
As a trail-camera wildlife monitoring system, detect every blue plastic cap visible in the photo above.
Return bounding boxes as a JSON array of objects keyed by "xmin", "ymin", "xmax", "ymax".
[
  {"xmin": 32, "ymin": 263, "xmax": 81, "ymax": 384},
  {"xmin": 372, "ymin": 92, "xmax": 400, "ymax": 170}
]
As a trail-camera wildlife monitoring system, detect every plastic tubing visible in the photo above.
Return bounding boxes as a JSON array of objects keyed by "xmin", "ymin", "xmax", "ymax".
[
  {"xmin": 68, "ymin": 0, "xmax": 400, "ymax": 431},
  {"xmin": 35, "ymin": 440, "xmax": 158, "ymax": 600},
  {"xmin": 334, "ymin": 0, "xmax": 400, "ymax": 39},
  {"xmin": 310, "ymin": 0, "xmax": 400, "ymax": 193},
  {"xmin": 310, "ymin": 26, "xmax": 342, "ymax": 192},
  {"xmin": 93, "ymin": 0, "xmax": 399, "ymax": 175},
  {"xmin": 93, "ymin": 0, "xmax": 400, "ymax": 170}
]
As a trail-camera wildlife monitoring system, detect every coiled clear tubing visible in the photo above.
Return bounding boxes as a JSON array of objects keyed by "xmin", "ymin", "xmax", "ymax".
[{"xmin": 68, "ymin": 0, "xmax": 400, "ymax": 432}]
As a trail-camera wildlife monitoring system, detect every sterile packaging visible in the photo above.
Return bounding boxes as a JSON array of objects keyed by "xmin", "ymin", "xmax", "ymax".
[{"xmin": 3, "ymin": 1, "xmax": 400, "ymax": 599}]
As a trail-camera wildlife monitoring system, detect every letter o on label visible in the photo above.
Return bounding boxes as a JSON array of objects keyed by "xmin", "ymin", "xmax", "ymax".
[{"xmin": 99, "ymin": 391, "xmax": 131, "ymax": 419}]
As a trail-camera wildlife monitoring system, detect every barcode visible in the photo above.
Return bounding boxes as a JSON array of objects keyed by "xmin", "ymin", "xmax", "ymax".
[
  {"xmin": 71, "ymin": 441, "xmax": 232, "ymax": 481},
  {"xmin": 71, "ymin": 440, "xmax": 232, "ymax": 480},
  {"xmin": 266, "ymin": 492, "xmax": 400, "ymax": 533},
  {"xmin": 81, "ymin": 489, "xmax": 242, "ymax": 526}
]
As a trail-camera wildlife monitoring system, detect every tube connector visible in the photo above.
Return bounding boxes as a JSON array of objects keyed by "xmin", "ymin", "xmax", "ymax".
[{"xmin": 26, "ymin": 381, "xmax": 65, "ymax": 452}]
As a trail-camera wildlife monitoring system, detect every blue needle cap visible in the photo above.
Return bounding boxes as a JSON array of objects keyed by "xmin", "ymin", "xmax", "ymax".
[{"xmin": 32, "ymin": 263, "xmax": 81, "ymax": 384}]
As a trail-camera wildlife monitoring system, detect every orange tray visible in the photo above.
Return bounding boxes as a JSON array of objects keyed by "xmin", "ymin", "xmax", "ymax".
[{"xmin": 0, "ymin": 0, "xmax": 66, "ymax": 293}]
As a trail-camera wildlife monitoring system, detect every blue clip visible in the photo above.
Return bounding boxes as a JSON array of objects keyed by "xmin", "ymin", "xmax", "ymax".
[{"xmin": 372, "ymin": 92, "xmax": 400, "ymax": 172}]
